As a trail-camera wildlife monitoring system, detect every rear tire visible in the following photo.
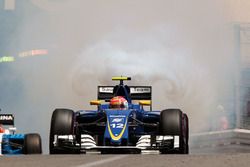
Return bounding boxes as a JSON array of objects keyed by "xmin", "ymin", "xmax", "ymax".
[
  {"xmin": 49, "ymin": 109, "xmax": 74, "ymax": 154},
  {"xmin": 159, "ymin": 109, "xmax": 188, "ymax": 154},
  {"xmin": 23, "ymin": 133, "xmax": 42, "ymax": 154}
]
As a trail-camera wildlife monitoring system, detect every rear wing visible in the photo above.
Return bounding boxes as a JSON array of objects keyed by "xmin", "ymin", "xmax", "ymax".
[
  {"xmin": 98, "ymin": 86, "xmax": 152, "ymax": 101},
  {"xmin": 0, "ymin": 114, "xmax": 14, "ymax": 125}
]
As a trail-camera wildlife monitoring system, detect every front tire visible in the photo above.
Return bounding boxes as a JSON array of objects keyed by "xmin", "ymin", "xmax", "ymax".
[
  {"xmin": 23, "ymin": 133, "xmax": 42, "ymax": 154},
  {"xmin": 159, "ymin": 109, "xmax": 188, "ymax": 154},
  {"xmin": 49, "ymin": 109, "xmax": 74, "ymax": 154}
]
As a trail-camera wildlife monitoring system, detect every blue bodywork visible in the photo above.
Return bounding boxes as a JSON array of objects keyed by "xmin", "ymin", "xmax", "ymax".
[
  {"xmin": 105, "ymin": 110, "xmax": 130, "ymax": 143},
  {"xmin": 74, "ymin": 78, "xmax": 161, "ymax": 147},
  {"xmin": 2, "ymin": 134, "xmax": 25, "ymax": 154},
  {"xmin": 76, "ymin": 106, "xmax": 160, "ymax": 146}
]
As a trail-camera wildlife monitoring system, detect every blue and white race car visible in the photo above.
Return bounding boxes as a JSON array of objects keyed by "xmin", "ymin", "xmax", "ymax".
[
  {"xmin": 0, "ymin": 112, "xmax": 42, "ymax": 155},
  {"xmin": 49, "ymin": 76, "xmax": 189, "ymax": 154}
]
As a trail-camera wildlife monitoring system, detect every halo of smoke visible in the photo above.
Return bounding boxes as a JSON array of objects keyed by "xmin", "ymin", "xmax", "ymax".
[{"xmin": 71, "ymin": 30, "xmax": 219, "ymax": 133}]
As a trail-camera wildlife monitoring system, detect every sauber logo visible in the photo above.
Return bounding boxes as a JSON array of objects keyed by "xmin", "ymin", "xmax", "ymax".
[
  {"xmin": 0, "ymin": 115, "xmax": 13, "ymax": 121},
  {"xmin": 99, "ymin": 87, "xmax": 113, "ymax": 93}
]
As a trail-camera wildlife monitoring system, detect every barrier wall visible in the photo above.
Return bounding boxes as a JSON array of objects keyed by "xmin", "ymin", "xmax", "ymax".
[{"xmin": 190, "ymin": 129, "xmax": 250, "ymax": 153}]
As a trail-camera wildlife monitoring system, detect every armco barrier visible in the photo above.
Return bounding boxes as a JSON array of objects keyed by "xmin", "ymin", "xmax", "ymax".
[{"xmin": 190, "ymin": 129, "xmax": 250, "ymax": 153}]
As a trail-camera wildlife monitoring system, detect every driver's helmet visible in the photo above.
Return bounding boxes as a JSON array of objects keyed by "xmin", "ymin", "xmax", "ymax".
[{"xmin": 110, "ymin": 96, "xmax": 128, "ymax": 109}]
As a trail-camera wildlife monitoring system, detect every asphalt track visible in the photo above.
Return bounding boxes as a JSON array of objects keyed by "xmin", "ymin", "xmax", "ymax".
[{"xmin": 1, "ymin": 153, "xmax": 250, "ymax": 167}]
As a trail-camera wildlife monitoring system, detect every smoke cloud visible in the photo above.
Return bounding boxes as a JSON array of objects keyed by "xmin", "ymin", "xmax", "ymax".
[{"xmin": 2, "ymin": 0, "xmax": 249, "ymax": 153}]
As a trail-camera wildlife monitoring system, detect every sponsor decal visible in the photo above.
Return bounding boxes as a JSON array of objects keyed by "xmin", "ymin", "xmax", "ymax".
[
  {"xmin": 109, "ymin": 115, "xmax": 126, "ymax": 118},
  {"xmin": 130, "ymin": 87, "xmax": 151, "ymax": 93},
  {"xmin": 0, "ymin": 115, "xmax": 13, "ymax": 121},
  {"xmin": 99, "ymin": 87, "xmax": 114, "ymax": 93},
  {"xmin": 112, "ymin": 118, "xmax": 123, "ymax": 123}
]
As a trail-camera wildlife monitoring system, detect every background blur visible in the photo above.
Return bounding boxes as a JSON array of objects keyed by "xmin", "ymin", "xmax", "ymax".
[{"xmin": 1, "ymin": 0, "xmax": 250, "ymax": 153}]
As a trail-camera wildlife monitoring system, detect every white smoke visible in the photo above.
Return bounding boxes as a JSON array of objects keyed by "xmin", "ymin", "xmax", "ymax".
[
  {"xmin": 71, "ymin": 27, "xmax": 221, "ymax": 132},
  {"xmin": 2, "ymin": 0, "xmax": 246, "ymax": 153}
]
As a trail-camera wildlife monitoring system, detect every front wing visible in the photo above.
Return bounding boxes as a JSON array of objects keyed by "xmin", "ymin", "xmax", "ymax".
[
  {"xmin": 1, "ymin": 134, "xmax": 25, "ymax": 155},
  {"xmin": 53, "ymin": 134, "xmax": 180, "ymax": 154}
]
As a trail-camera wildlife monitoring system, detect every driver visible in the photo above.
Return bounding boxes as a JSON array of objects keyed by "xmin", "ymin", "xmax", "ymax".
[{"xmin": 110, "ymin": 96, "xmax": 128, "ymax": 110}]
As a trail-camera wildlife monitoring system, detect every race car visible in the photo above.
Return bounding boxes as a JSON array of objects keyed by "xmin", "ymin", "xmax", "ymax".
[
  {"xmin": 0, "ymin": 112, "xmax": 42, "ymax": 155},
  {"xmin": 49, "ymin": 76, "xmax": 189, "ymax": 154}
]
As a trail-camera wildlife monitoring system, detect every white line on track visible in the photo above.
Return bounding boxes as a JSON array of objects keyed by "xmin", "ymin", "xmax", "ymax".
[{"xmin": 74, "ymin": 155, "xmax": 129, "ymax": 167}]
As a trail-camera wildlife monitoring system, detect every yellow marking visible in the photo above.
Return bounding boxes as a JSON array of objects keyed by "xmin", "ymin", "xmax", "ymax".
[
  {"xmin": 139, "ymin": 100, "xmax": 151, "ymax": 106},
  {"xmin": 107, "ymin": 118, "xmax": 127, "ymax": 141},
  {"xmin": 90, "ymin": 100, "xmax": 101, "ymax": 105},
  {"xmin": 112, "ymin": 76, "xmax": 130, "ymax": 81}
]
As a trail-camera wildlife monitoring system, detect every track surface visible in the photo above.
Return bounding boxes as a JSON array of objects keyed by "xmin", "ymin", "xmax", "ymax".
[{"xmin": 1, "ymin": 153, "xmax": 250, "ymax": 167}]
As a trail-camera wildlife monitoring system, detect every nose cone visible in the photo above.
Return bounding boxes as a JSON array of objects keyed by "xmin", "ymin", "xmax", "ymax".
[{"xmin": 104, "ymin": 109, "xmax": 131, "ymax": 144}]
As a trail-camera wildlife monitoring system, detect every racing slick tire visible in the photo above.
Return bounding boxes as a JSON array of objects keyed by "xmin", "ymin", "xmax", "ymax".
[
  {"xmin": 183, "ymin": 113, "xmax": 189, "ymax": 154},
  {"xmin": 23, "ymin": 133, "xmax": 42, "ymax": 154},
  {"xmin": 49, "ymin": 108, "xmax": 75, "ymax": 154},
  {"xmin": 159, "ymin": 109, "xmax": 188, "ymax": 154}
]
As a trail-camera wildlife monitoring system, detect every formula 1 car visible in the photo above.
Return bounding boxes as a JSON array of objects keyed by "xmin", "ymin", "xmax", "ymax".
[
  {"xmin": 0, "ymin": 112, "xmax": 42, "ymax": 155},
  {"xmin": 49, "ymin": 77, "xmax": 189, "ymax": 154}
]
